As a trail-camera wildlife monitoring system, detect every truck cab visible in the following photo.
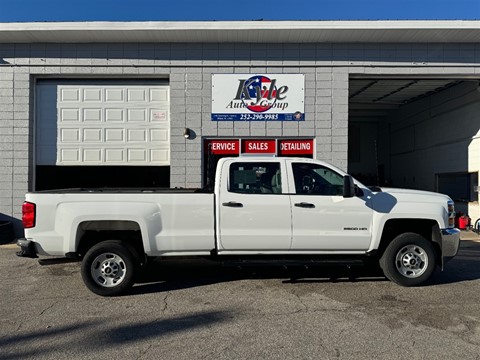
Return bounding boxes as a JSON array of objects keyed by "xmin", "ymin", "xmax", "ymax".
[{"xmin": 215, "ymin": 157, "xmax": 372, "ymax": 253}]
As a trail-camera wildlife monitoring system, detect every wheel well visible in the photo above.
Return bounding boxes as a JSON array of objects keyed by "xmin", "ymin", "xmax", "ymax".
[
  {"xmin": 378, "ymin": 219, "xmax": 441, "ymax": 261},
  {"xmin": 75, "ymin": 221, "xmax": 145, "ymax": 262}
]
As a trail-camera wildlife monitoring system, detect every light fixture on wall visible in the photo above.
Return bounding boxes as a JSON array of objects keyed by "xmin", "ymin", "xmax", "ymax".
[{"xmin": 184, "ymin": 127, "xmax": 192, "ymax": 139}]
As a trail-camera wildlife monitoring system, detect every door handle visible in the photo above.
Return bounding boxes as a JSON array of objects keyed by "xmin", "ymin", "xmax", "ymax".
[
  {"xmin": 294, "ymin": 202, "xmax": 315, "ymax": 208},
  {"xmin": 222, "ymin": 201, "xmax": 243, "ymax": 208}
]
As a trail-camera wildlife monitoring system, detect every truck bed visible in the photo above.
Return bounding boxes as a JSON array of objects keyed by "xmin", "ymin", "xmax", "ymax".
[{"xmin": 24, "ymin": 190, "xmax": 216, "ymax": 256}]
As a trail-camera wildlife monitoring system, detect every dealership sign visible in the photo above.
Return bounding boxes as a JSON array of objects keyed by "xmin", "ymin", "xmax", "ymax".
[
  {"xmin": 212, "ymin": 74, "xmax": 305, "ymax": 121},
  {"xmin": 205, "ymin": 139, "xmax": 314, "ymax": 156}
]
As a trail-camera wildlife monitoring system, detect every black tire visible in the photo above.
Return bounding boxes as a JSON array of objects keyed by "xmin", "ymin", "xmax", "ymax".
[
  {"xmin": 81, "ymin": 240, "xmax": 137, "ymax": 296},
  {"xmin": 379, "ymin": 233, "xmax": 436, "ymax": 287}
]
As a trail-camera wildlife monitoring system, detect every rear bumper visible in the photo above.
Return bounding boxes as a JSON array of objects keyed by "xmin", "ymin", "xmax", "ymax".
[
  {"xmin": 440, "ymin": 228, "xmax": 461, "ymax": 267},
  {"xmin": 16, "ymin": 238, "xmax": 38, "ymax": 258}
]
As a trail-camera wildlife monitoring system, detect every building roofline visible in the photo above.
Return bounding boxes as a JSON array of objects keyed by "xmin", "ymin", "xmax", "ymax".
[{"xmin": 2, "ymin": 20, "xmax": 480, "ymax": 43}]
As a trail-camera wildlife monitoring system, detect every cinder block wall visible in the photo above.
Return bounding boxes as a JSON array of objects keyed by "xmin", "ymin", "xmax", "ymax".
[
  {"xmin": 1, "ymin": 42, "xmax": 479, "ymax": 226},
  {"xmin": 169, "ymin": 66, "xmax": 348, "ymax": 188}
]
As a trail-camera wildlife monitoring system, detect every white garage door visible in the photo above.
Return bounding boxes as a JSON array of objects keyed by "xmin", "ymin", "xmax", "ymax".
[{"xmin": 36, "ymin": 81, "xmax": 170, "ymax": 166}]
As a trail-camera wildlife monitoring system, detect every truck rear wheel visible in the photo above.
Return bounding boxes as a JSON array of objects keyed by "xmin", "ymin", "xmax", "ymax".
[
  {"xmin": 379, "ymin": 233, "xmax": 436, "ymax": 287},
  {"xmin": 81, "ymin": 240, "xmax": 137, "ymax": 296}
]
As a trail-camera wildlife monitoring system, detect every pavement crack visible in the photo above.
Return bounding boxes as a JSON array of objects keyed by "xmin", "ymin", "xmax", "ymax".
[
  {"xmin": 15, "ymin": 322, "xmax": 23, "ymax": 332},
  {"xmin": 161, "ymin": 292, "xmax": 170, "ymax": 313},
  {"xmin": 137, "ymin": 344, "xmax": 152, "ymax": 360},
  {"xmin": 38, "ymin": 302, "xmax": 56, "ymax": 316},
  {"xmin": 293, "ymin": 291, "xmax": 309, "ymax": 312}
]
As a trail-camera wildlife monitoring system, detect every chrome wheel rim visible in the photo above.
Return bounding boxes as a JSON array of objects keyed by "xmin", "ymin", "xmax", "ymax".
[
  {"xmin": 395, "ymin": 245, "xmax": 428, "ymax": 278},
  {"xmin": 91, "ymin": 253, "xmax": 127, "ymax": 288}
]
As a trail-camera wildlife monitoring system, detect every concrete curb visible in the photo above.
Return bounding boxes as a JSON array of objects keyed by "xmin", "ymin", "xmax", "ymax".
[
  {"xmin": 461, "ymin": 230, "xmax": 480, "ymax": 242},
  {"xmin": 0, "ymin": 244, "xmax": 17, "ymax": 249}
]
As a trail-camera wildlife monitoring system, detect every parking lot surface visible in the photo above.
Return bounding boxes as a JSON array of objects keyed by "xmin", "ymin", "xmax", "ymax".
[{"xmin": 1, "ymin": 233, "xmax": 480, "ymax": 359}]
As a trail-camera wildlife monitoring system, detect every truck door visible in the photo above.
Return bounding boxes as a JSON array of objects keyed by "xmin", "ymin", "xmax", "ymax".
[
  {"xmin": 217, "ymin": 160, "xmax": 292, "ymax": 251},
  {"xmin": 289, "ymin": 161, "xmax": 372, "ymax": 251}
]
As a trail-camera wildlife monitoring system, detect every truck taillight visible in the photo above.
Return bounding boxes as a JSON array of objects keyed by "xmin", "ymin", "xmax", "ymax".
[{"xmin": 22, "ymin": 202, "xmax": 36, "ymax": 228}]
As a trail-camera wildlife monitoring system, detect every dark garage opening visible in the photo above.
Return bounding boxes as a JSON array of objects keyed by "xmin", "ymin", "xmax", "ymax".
[
  {"xmin": 348, "ymin": 77, "xmax": 480, "ymax": 214},
  {"xmin": 348, "ymin": 78, "xmax": 476, "ymax": 184},
  {"xmin": 35, "ymin": 166, "xmax": 170, "ymax": 191}
]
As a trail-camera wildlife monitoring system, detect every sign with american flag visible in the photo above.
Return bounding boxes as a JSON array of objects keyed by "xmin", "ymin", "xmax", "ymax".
[{"xmin": 212, "ymin": 74, "xmax": 304, "ymax": 121}]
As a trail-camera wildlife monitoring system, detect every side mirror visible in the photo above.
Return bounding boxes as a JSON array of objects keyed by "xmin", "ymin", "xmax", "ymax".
[{"xmin": 343, "ymin": 175, "xmax": 355, "ymax": 198}]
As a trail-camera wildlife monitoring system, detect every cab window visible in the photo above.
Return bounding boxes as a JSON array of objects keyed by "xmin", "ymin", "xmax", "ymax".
[
  {"xmin": 292, "ymin": 163, "xmax": 343, "ymax": 196},
  {"xmin": 229, "ymin": 162, "xmax": 282, "ymax": 194}
]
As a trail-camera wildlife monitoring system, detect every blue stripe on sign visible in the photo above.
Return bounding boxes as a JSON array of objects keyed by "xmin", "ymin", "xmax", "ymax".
[{"xmin": 211, "ymin": 113, "xmax": 304, "ymax": 121}]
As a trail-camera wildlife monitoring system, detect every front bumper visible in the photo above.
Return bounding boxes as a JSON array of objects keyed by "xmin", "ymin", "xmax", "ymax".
[
  {"xmin": 16, "ymin": 238, "xmax": 38, "ymax": 258},
  {"xmin": 440, "ymin": 228, "xmax": 461, "ymax": 267}
]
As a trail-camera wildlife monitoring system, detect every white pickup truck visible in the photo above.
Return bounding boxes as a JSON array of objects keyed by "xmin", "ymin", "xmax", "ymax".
[{"xmin": 17, "ymin": 157, "xmax": 460, "ymax": 296}]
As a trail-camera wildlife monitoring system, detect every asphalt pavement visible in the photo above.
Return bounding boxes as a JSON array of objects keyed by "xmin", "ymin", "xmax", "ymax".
[{"xmin": 1, "ymin": 232, "xmax": 480, "ymax": 359}]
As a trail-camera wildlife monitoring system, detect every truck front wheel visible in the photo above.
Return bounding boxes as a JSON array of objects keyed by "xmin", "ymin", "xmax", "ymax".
[
  {"xmin": 379, "ymin": 233, "xmax": 436, "ymax": 286},
  {"xmin": 81, "ymin": 240, "xmax": 137, "ymax": 296}
]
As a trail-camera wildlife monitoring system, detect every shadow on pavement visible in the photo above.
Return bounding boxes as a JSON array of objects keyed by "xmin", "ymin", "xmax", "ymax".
[
  {"xmin": 429, "ymin": 239, "xmax": 480, "ymax": 285},
  {"xmin": 131, "ymin": 258, "xmax": 387, "ymax": 296},
  {"xmin": 0, "ymin": 311, "xmax": 232, "ymax": 360},
  {"xmin": 131, "ymin": 240, "xmax": 480, "ymax": 295}
]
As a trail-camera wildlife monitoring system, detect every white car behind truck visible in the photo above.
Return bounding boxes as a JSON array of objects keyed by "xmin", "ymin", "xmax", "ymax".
[{"xmin": 17, "ymin": 157, "xmax": 461, "ymax": 296}]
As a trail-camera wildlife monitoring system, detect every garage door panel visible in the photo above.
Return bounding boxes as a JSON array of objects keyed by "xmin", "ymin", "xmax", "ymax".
[
  {"xmin": 83, "ymin": 88, "xmax": 102, "ymax": 102},
  {"xmin": 60, "ymin": 109, "xmax": 80, "ymax": 122},
  {"xmin": 105, "ymin": 108, "xmax": 124, "ymax": 122},
  {"xmin": 83, "ymin": 149, "xmax": 102, "ymax": 162},
  {"xmin": 127, "ymin": 109, "xmax": 147, "ymax": 122},
  {"xmin": 59, "ymin": 149, "xmax": 80, "ymax": 163},
  {"xmin": 60, "ymin": 88, "xmax": 79, "ymax": 102},
  {"xmin": 60, "ymin": 129, "xmax": 80, "ymax": 143},
  {"xmin": 83, "ymin": 129, "xmax": 102, "ymax": 142},
  {"xmin": 83, "ymin": 109, "xmax": 102, "ymax": 122},
  {"xmin": 128, "ymin": 129, "xmax": 147, "ymax": 142},
  {"xmin": 127, "ymin": 149, "xmax": 147, "ymax": 162},
  {"xmin": 105, "ymin": 149, "xmax": 124, "ymax": 162},
  {"xmin": 105, "ymin": 128, "xmax": 125, "ymax": 142},
  {"xmin": 127, "ymin": 88, "xmax": 147, "ymax": 102},
  {"xmin": 56, "ymin": 146, "xmax": 171, "ymax": 165},
  {"xmin": 105, "ymin": 88, "xmax": 124, "ymax": 102},
  {"xmin": 48, "ymin": 84, "xmax": 170, "ymax": 166},
  {"xmin": 150, "ymin": 88, "xmax": 168, "ymax": 102}
]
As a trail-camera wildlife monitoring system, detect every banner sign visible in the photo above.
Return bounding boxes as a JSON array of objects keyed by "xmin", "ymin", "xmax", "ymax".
[{"xmin": 212, "ymin": 74, "xmax": 305, "ymax": 121}]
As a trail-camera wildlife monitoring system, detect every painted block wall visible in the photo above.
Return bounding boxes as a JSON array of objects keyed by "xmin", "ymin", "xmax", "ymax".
[
  {"xmin": 0, "ymin": 43, "xmax": 349, "ymax": 224},
  {"xmin": 1, "ymin": 42, "xmax": 480, "ymax": 227}
]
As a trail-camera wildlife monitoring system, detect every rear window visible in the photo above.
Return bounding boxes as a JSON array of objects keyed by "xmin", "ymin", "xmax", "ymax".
[{"xmin": 229, "ymin": 162, "xmax": 282, "ymax": 194}]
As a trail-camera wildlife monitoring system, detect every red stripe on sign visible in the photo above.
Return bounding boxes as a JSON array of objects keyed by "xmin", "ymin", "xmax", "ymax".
[
  {"xmin": 206, "ymin": 140, "xmax": 239, "ymax": 155},
  {"xmin": 242, "ymin": 140, "xmax": 276, "ymax": 154},
  {"xmin": 278, "ymin": 140, "xmax": 314, "ymax": 155}
]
